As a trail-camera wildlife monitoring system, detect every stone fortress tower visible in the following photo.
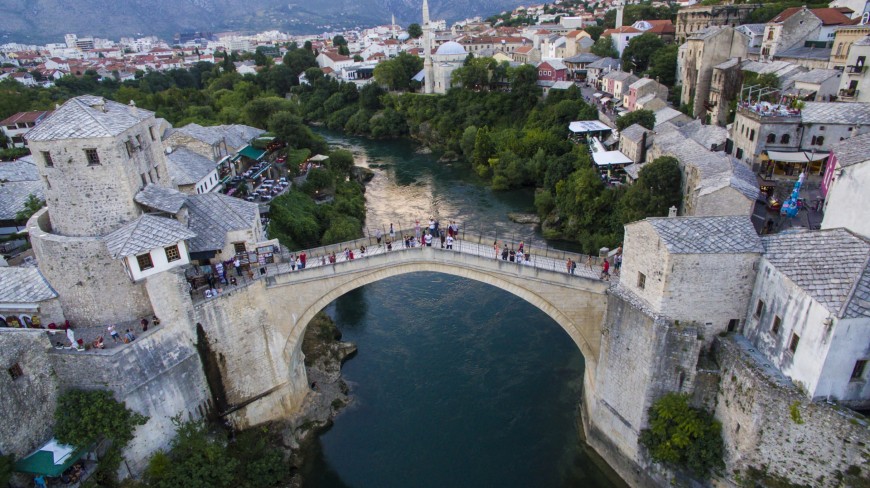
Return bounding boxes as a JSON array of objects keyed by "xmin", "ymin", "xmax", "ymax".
[{"xmin": 25, "ymin": 96, "xmax": 176, "ymax": 325}]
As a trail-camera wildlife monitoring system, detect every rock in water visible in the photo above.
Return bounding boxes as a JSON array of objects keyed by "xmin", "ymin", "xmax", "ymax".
[{"xmin": 507, "ymin": 212, "xmax": 541, "ymax": 224}]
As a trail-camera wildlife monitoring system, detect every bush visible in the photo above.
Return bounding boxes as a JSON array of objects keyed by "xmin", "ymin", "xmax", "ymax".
[
  {"xmin": 639, "ymin": 393, "xmax": 725, "ymax": 479},
  {"xmin": 54, "ymin": 390, "xmax": 148, "ymax": 449}
]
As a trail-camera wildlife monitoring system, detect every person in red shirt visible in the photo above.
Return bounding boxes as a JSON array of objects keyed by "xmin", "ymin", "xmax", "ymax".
[
  {"xmin": 600, "ymin": 259, "xmax": 610, "ymax": 281},
  {"xmin": 300, "ymin": 251, "xmax": 307, "ymax": 269}
]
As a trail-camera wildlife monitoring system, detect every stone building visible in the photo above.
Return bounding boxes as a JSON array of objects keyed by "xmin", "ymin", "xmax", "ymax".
[
  {"xmin": 649, "ymin": 121, "xmax": 759, "ymax": 217},
  {"xmin": 618, "ymin": 123, "xmax": 651, "ymax": 164},
  {"xmin": 828, "ymin": 23, "xmax": 870, "ymax": 70},
  {"xmin": 0, "ymin": 156, "xmax": 44, "ymax": 237},
  {"xmin": 585, "ymin": 57, "xmax": 621, "ymax": 88},
  {"xmin": 0, "ymin": 267, "xmax": 65, "ymax": 328},
  {"xmin": 675, "ymin": 3, "xmax": 760, "ymax": 44},
  {"xmin": 785, "ymin": 68, "xmax": 842, "ymax": 101},
  {"xmin": 729, "ymin": 101, "xmax": 870, "ymax": 171},
  {"xmin": 165, "ymin": 147, "xmax": 220, "ymax": 194},
  {"xmin": 741, "ymin": 228, "xmax": 870, "ymax": 409},
  {"xmin": 0, "ymin": 110, "xmax": 52, "ymax": 148},
  {"xmin": 821, "ymin": 132, "xmax": 870, "ymax": 238},
  {"xmin": 706, "ymin": 59, "xmax": 805, "ymax": 127},
  {"xmin": 678, "ymin": 26, "xmax": 748, "ymax": 120},
  {"xmin": 621, "ymin": 215, "xmax": 762, "ymax": 341}
]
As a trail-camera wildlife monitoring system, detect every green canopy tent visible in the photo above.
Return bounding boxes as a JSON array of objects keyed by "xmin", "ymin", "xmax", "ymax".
[
  {"xmin": 231, "ymin": 144, "xmax": 267, "ymax": 162},
  {"xmin": 14, "ymin": 439, "xmax": 89, "ymax": 477}
]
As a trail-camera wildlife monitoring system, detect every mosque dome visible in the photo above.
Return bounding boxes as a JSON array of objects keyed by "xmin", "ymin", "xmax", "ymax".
[
  {"xmin": 435, "ymin": 41, "xmax": 467, "ymax": 56},
  {"xmin": 398, "ymin": 32, "xmax": 410, "ymax": 41}
]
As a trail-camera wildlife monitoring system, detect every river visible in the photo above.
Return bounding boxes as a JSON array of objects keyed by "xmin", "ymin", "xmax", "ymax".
[{"xmin": 301, "ymin": 129, "xmax": 625, "ymax": 487}]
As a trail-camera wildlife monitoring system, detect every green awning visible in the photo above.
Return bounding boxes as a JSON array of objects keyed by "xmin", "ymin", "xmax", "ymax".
[
  {"xmin": 234, "ymin": 145, "xmax": 266, "ymax": 162},
  {"xmin": 14, "ymin": 439, "xmax": 89, "ymax": 477}
]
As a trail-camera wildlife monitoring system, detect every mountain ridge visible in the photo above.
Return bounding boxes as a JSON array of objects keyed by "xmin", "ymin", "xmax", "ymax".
[{"xmin": 0, "ymin": 0, "xmax": 524, "ymax": 45}]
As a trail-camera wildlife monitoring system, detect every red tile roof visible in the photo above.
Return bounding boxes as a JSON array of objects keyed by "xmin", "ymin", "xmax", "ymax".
[
  {"xmin": 0, "ymin": 110, "xmax": 52, "ymax": 126},
  {"xmin": 769, "ymin": 7, "xmax": 853, "ymax": 26},
  {"xmin": 645, "ymin": 19, "xmax": 676, "ymax": 34},
  {"xmin": 603, "ymin": 26, "xmax": 642, "ymax": 35}
]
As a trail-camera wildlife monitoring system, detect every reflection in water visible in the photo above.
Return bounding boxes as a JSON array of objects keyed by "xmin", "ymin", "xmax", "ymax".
[{"xmin": 301, "ymin": 274, "xmax": 626, "ymax": 488}]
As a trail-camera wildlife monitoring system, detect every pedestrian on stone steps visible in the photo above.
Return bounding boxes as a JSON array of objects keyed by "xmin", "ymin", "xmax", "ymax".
[
  {"xmin": 440, "ymin": 232, "xmax": 446, "ymax": 248},
  {"xmin": 425, "ymin": 232, "xmax": 433, "ymax": 247},
  {"xmin": 571, "ymin": 259, "xmax": 577, "ymax": 275},
  {"xmin": 600, "ymin": 259, "xmax": 610, "ymax": 281},
  {"xmin": 493, "ymin": 240, "xmax": 500, "ymax": 259},
  {"xmin": 389, "ymin": 223, "xmax": 395, "ymax": 239},
  {"xmin": 566, "ymin": 258, "xmax": 573, "ymax": 274},
  {"xmin": 446, "ymin": 235, "xmax": 454, "ymax": 249},
  {"xmin": 376, "ymin": 228, "xmax": 383, "ymax": 245}
]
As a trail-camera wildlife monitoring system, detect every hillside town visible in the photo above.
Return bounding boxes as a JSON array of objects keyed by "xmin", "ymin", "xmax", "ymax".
[{"xmin": 1, "ymin": 0, "xmax": 870, "ymax": 486}]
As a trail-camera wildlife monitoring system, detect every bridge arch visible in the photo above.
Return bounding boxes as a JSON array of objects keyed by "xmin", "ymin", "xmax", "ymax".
[{"xmin": 266, "ymin": 249, "xmax": 609, "ymax": 372}]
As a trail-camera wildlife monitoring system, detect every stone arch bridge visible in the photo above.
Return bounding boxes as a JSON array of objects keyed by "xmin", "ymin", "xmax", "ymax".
[{"xmin": 189, "ymin": 235, "xmax": 613, "ymax": 426}]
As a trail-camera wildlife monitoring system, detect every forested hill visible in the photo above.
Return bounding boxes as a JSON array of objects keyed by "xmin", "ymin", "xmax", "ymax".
[{"xmin": 0, "ymin": 0, "xmax": 524, "ymax": 44}]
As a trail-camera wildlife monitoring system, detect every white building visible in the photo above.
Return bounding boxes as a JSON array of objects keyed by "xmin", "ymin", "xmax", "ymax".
[{"xmin": 821, "ymin": 132, "xmax": 870, "ymax": 239}]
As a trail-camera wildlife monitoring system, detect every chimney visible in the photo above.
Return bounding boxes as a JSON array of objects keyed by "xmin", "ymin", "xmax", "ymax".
[
  {"xmin": 668, "ymin": 205, "xmax": 678, "ymax": 217},
  {"xmin": 128, "ymin": 99, "xmax": 137, "ymax": 113}
]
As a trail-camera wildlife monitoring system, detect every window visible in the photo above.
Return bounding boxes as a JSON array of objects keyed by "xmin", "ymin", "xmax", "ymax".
[
  {"xmin": 125, "ymin": 141, "xmax": 133, "ymax": 157},
  {"xmin": 811, "ymin": 136, "xmax": 817, "ymax": 145},
  {"xmin": 851, "ymin": 360, "xmax": 868, "ymax": 381},
  {"xmin": 85, "ymin": 148, "xmax": 100, "ymax": 165},
  {"xmin": 819, "ymin": 125, "xmax": 825, "ymax": 131},
  {"xmin": 749, "ymin": 129, "xmax": 755, "ymax": 141},
  {"xmin": 42, "ymin": 151, "xmax": 53, "ymax": 167},
  {"xmin": 149, "ymin": 126, "xmax": 156, "ymax": 141},
  {"xmin": 727, "ymin": 319, "xmax": 739, "ymax": 332},
  {"xmin": 788, "ymin": 333, "xmax": 800, "ymax": 354},
  {"xmin": 781, "ymin": 134, "xmax": 790, "ymax": 144},
  {"xmin": 165, "ymin": 245, "xmax": 181, "ymax": 262},
  {"xmin": 637, "ymin": 272, "xmax": 646, "ymax": 289},
  {"xmin": 754, "ymin": 299, "xmax": 765, "ymax": 318},
  {"xmin": 233, "ymin": 242, "xmax": 247, "ymax": 254},
  {"xmin": 767, "ymin": 133, "xmax": 775, "ymax": 143},
  {"xmin": 135, "ymin": 134, "xmax": 143, "ymax": 146},
  {"xmin": 771, "ymin": 315, "xmax": 781, "ymax": 335},
  {"xmin": 816, "ymin": 136, "xmax": 825, "ymax": 146},
  {"xmin": 736, "ymin": 148, "xmax": 744, "ymax": 159},
  {"xmin": 8, "ymin": 363, "xmax": 23, "ymax": 380},
  {"xmin": 136, "ymin": 253, "xmax": 154, "ymax": 271},
  {"xmin": 767, "ymin": 30, "xmax": 774, "ymax": 40}
]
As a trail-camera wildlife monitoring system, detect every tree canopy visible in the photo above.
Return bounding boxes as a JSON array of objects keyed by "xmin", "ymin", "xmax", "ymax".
[
  {"xmin": 639, "ymin": 393, "xmax": 725, "ymax": 479},
  {"xmin": 408, "ymin": 23, "xmax": 423, "ymax": 38},
  {"xmin": 616, "ymin": 109, "xmax": 655, "ymax": 131},
  {"xmin": 621, "ymin": 33, "xmax": 665, "ymax": 73},
  {"xmin": 591, "ymin": 35, "xmax": 619, "ymax": 58},
  {"xmin": 54, "ymin": 389, "xmax": 148, "ymax": 449}
]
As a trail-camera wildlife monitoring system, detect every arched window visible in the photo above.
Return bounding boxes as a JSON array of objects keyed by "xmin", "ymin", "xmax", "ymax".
[
  {"xmin": 837, "ymin": 43, "xmax": 844, "ymax": 56},
  {"xmin": 767, "ymin": 133, "xmax": 776, "ymax": 143},
  {"xmin": 781, "ymin": 134, "xmax": 790, "ymax": 144}
]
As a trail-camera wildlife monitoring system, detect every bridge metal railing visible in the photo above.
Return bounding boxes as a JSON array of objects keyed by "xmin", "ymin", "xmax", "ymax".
[{"xmin": 193, "ymin": 222, "xmax": 619, "ymax": 304}]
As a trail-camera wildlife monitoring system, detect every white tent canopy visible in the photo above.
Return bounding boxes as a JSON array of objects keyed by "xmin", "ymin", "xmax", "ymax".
[
  {"xmin": 568, "ymin": 120, "xmax": 612, "ymax": 134},
  {"xmin": 766, "ymin": 150, "xmax": 829, "ymax": 163}
]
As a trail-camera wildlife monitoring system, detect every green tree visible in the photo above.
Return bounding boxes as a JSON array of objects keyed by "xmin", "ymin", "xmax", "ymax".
[
  {"xmin": 472, "ymin": 126, "xmax": 494, "ymax": 172},
  {"xmin": 242, "ymin": 97, "xmax": 295, "ymax": 129},
  {"xmin": 591, "ymin": 35, "xmax": 619, "ymax": 58},
  {"xmin": 646, "ymin": 44, "xmax": 679, "ymax": 86},
  {"xmin": 460, "ymin": 125, "xmax": 479, "ymax": 160},
  {"xmin": 622, "ymin": 33, "xmax": 665, "ymax": 72},
  {"xmin": 373, "ymin": 52, "xmax": 423, "ymax": 91},
  {"xmin": 54, "ymin": 389, "xmax": 148, "ymax": 449},
  {"xmin": 584, "ymin": 25, "xmax": 604, "ymax": 41},
  {"xmin": 326, "ymin": 149, "xmax": 354, "ymax": 177},
  {"xmin": 145, "ymin": 420, "xmax": 238, "ymax": 488},
  {"xmin": 617, "ymin": 156, "xmax": 681, "ymax": 224},
  {"xmin": 332, "ymin": 35, "xmax": 348, "ymax": 47},
  {"xmin": 639, "ymin": 393, "xmax": 725, "ymax": 479},
  {"xmin": 616, "ymin": 109, "xmax": 655, "ymax": 131},
  {"xmin": 338, "ymin": 45, "xmax": 350, "ymax": 56},
  {"xmin": 408, "ymin": 23, "xmax": 423, "ymax": 39},
  {"xmin": 14, "ymin": 193, "xmax": 45, "ymax": 222}
]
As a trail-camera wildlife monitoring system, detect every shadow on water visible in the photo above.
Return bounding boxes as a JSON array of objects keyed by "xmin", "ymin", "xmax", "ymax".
[{"xmin": 299, "ymin": 273, "xmax": 627, "ymax": 488}]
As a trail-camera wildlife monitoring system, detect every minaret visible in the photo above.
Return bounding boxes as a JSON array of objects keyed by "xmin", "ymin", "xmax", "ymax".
[
  {"xmin": 392, "ymin": 14, "xmax": 397, "ymax": 39},
  {"xmin": 615, "ymin": 1, "xmax": 624, "ymax": 30},
  {"xmin": 423, "ymin": 0, "xmax": 435, "ymax": 94}
]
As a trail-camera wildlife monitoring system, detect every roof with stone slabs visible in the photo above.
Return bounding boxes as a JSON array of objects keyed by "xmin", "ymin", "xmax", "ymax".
[
  {"xmin": 0, "ymin": 156, "xmax": 44, "ymax": 221},
  {"xmin": 104, "ymin": 214, "xmax": 196, "ymax": 259},
  {"xmin": 762, "ymin": 228, "xmax": 870, "ymax": 319},
  {"xmin": 0, "ymin": 267, "xmax": 57, "ymax": 303},
  {"xmin": 185, "ymin": 193, "xmax": 259, "ymax": 252},
  {"xmin": 166, "ymin": 147, "xmax": 217, "ymax": 186},
  {"xmin": 831, "ymin": 131, "xmax": 870, "ymax": 168},
  {"xmin": 25, "ymin": 96, "xmax": 152, "ymax": 141},
  {"xmin": 134, "ymin": 184, "xmax": 188, "ymax": 214},
  {"xmin": 644, "ymin": 215, "xmax": 763, "ymax": 254}
]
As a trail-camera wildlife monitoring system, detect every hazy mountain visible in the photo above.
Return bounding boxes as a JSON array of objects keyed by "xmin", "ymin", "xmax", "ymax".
[{"xmin": 0, "ymin": 0, "xmax": 522, "ymax": 45}]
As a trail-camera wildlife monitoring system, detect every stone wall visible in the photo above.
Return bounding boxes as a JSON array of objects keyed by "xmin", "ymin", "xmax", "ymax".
[
  {"xmin": 28, "ymin": 208, "xmax": 153, "ymax": 326},
  {"xmin": 694, "ymin": 187, "xmax": 755, "ymax": 218},
  {"xmin": 48, "ymin": 320, "xmax": 210, "ymax": 474},
  {"xmin": 584, "ymin": 289, "xmax": 703, "ymax": 487},
  {"xmin": 0, "ymin": 330, "xmax": 59, "ymax": 458},
  {"xmin": 713, "ymin": 336, "xmax": 870, "ymax": 487}
]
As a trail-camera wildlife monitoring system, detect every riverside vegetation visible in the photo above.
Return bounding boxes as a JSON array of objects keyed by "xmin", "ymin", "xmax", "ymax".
[{"xmin": 1, "ymin": 43, "xmax": 680, "ymax": 253}]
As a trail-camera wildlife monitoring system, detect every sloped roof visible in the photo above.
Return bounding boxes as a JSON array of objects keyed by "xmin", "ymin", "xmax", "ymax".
[
  {"xmin": 801, "ymin": 102, "xmax": 870, "ymax": 124},
  {"xmin": 134, "ymin": 184, "xmax": 188, "ymax": 214},
  {"xmin": 602, "ymin": 71, "xmax": 638, "ymax": 83},
  {"xmin": 770, "ymin": 7, "xmax": 853, "ymax": 25},
  {"xmin": 645, "ymin": 216, "xmax": 762, "ymax": 254},
  {"xmin": 790, "ymin": 69, "xmax": 840, "ymax": 85},
  {"xmin": 0, "ymin": 267, "xmax": 57, "ymax": 303},
  {"xmin": 762, "ymin": 228, "xmax": 870, "ymax": 318},
  {"xmin": 0, "ymin": 110, "xmax": 52, "ymax": 127},
  {"xmin": 563, "ymin": 53, "xmax": 601, "ymax": 64},
  {"xmin": 104, "ymin": 214, "xmax": 196, "ymax": 258},
  {"xmin": 737, "ymin": 23, "xmax": 766, "ymax": 34},
  {"xmin": 587, "ymin": 57, "xmax": 621, "ymax": 70},
  {"xmin": 166, "ymin": 147, "xmax": 217, "ymax": 186},
  {"xmin": 0, "ymin": 180, "xmax": 43, "ymax": 221},
  {"xmin": 831, "ymin": 131, "xmax": 870, "ymax": 168},
  {"xmin": 185, "ymin": 193, "xmax": 258, "ymax": 252},
  {"xmin": 0, "ymin": 156, "xmax": 39, "ymax": 182},
  {"xmin": 603, "ymin": 26, "xmax": 641, "ymax": 35},
  {"xmin": 620, "ymin": 123, "xmax": 649, "ymax": 143},
  {"xmin": 26, "ymin": 96, "xmax": 152, "ymax": 141}
]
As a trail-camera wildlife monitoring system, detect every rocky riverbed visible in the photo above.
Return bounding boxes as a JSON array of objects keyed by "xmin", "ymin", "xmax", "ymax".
[{"xmin": 278, "ymin": 312, "xmax": 357, "ymax": 486}]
